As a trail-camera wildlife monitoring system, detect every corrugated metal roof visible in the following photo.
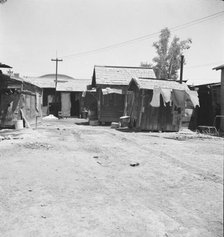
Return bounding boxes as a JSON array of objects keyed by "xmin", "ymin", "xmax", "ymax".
[
  {"xmin": 129, "ymin": 78, "xmax": 189, "ymax": 91},
  {"xmin": 94, "ymin": 65, "xmax": 156, "ymax": 86},
  {"xmin": 190, "ymin": 82, "xmax": 221, "ymax": 87},
  {"xmin": 213, "ymin": 64, "xmax": 224, "ymax": 70},
  {"xmin": 56, "ymin": 79, "xmax": 90, "ymax": 92}
]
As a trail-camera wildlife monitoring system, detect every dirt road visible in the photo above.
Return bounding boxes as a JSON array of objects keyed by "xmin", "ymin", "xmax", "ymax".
[{"xmin": 0, "ymin": 119, "xmax": 223, "ymax": 237}]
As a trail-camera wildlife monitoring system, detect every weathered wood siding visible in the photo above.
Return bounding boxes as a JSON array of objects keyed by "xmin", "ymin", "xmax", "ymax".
[
  {"xmin": 129, "ymin": 88, "xmax": 180, "ymax": 132},
  {"xmin": 221, "ymin": 70, "xmax": 224, "ymax": 131},
  {"xmin": 97, "ymin": 85, "xmax": 127, "ymax": 123},
  {"xmin": 0, "ymin": 92, "xmax": 42, "ymax": 128},
  {"xmin": 98, "ymin": 89, "xmax": 124, "ymax": 122}
]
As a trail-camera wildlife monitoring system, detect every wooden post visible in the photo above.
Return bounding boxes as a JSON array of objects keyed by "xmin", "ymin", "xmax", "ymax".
[
  {"xmin": 97, "ymin": 89, "xmax": 101, "ymax": 121},
  {"xmin": 124, "ymin": 91, "xmax": 128, "ymax": 116},
  {"xmin": 221, "ymin": 69, "xmax": 224, "ymax": 132},
  {"xmin": 180, "ymin": 55, "xmax": 184, "ymax": 84},
  {"xmin": 138, "ymin": 90, "xmax": 145, "ymax": 128}
]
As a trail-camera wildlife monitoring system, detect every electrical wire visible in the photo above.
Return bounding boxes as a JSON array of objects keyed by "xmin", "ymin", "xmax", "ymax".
[{"xmin": 61, "ymin": 11, "xmax": 224, "ymax": 59}]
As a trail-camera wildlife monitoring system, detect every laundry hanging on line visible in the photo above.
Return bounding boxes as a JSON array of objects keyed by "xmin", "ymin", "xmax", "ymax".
[
  {"xmin": 160, "ymin": 88, "xmax": 172, "ymax": 106},
  {"xmin": 150, "ymin": 87, "xmax": 161, "ymax": 107},
  {"xmin": 102, "ymin": 87, "xmax": 123, "ymax": 95},
  {"xmin": 172, "ymin": 89, "xmax": 186, "ymax": 108},
  {"xmin": 186, "ymin": 90, "xmax": 200, "ymax": 107}
]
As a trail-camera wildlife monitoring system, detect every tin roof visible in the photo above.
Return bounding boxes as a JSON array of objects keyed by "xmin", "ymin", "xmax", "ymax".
[
  {"xmin": 0, "ymin": 63, "xmax": 12, "ymax": 68},
  {"xmin": 56, "ymin": 79, "xmax": 90, "ymax": 92},
  {"xmin": 93, "ymin": 65, "xmax": 156, "ymax": 86},
  {"xmin": 213, "ymin": 64, "xmax": 224, "ymax": 70},
  {"xmin": 129, "ymin": 78, "xmax": 189, "ymax": 91}
]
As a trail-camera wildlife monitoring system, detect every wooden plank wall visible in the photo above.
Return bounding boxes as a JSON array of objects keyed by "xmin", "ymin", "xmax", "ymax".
[
  {"xmin": 99, "ymin": 91, "xmax": 125, "ymax": 122},
  {"xmin": 129, "ymin": 89, "xmax": 179, "ymax": 131},
  {"xmin": 97, "ymin": 86, "xmax": 126, "ymax": 123},
  {"xmin": 0, "ymin": 92, "xmax": 20, "ymax": 127}
]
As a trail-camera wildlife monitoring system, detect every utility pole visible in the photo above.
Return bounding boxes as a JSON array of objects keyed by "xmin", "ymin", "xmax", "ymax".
[
  {"xmin": 180, "ymin": 55, "xmax": 184, "ymax": 84},
  {"xmin": 51, "ymin": 58, "xmax": 63, "ymax": 89},
  {"xmin": 51, "ymin": 57, "xmax": 63, "ymax": 115}
]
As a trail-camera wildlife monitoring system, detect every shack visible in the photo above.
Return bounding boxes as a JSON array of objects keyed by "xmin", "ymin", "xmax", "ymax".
[
  {"xmin": 91, "ymin": 65, "xmax": 156, "ymax": 123},
  {"xmin": 127, "ymin": 77, "xmax": 199, "ymax": 132},
  {"xmin": 0, "ymin": 73, "xmax": 42, "ymax": 128},
  {"xmin": 189, "ymin": 82, "xmax": 221, "ymax": 130},
  {"xmin": 24, "ymin": 74, "xmax": 90, "ymax": 117},
  {"xmin": 213, "ymin": 64, "xmax": 224, "ymax": 132},
  {"xmin": 56, "ymin": 78, "xmax": 90, "ymax": 117}
]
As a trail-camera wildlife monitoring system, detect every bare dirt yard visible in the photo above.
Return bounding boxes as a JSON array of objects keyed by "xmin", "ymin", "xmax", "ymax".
[{"xmin": 0, "ymin": 118, "xmax": 223, "ymax": 237}]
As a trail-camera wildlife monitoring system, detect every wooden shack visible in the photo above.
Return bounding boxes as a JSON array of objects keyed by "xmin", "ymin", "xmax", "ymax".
[
  {"xmin": 56, "ymin": 78, "xmax": 90, "ymax": 117},
  {"xmin": 189, "ymin": 82, "xmax": 221, "ymax": 130},
  {"xmin": 127, "ymin": 77, "xmax": 198, "ymax": 132},
  {"xmin": 0, "ymin": 73, "xmax": 42, "ymax": 128},
  {"xmin": 24, "ymin": 74, "xmax": 90, "ymax": 118},
  {"xmin": 213, "ymin": 64, "xmax": 224, "ymax": 132},
  {"xmin": 91, "ymin": 65, "xmax": 156, "ymax": 123}
]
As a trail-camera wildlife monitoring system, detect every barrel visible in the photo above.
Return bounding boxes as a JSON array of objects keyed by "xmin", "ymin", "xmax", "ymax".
[{"xmin": 15, "ymin": 120, "xmax": 23, "ymax": 130}]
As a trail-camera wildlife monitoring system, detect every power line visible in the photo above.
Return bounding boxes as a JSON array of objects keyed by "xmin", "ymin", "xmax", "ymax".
[
  {"xmin": 61, "ymin": 11, "xmax": 224, "ymax": 59},
  {"xmin": 185, "ymin": 61, "xmax": 224, "ymax": 70}
]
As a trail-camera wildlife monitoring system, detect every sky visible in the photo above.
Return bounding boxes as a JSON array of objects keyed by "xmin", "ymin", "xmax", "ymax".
[{"xmin": 0, "ymin": 0, "xmax": 224, "ymax": 85}]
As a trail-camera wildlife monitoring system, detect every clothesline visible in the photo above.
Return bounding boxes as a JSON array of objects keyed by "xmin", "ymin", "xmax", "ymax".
[{"xmin": 150, "ymin": 87, "xmax": 199, "ymax": 108}]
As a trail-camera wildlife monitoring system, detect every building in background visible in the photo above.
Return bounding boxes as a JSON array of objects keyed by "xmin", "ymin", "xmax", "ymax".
[
  {"xmin": 189, "ymin": 82, "xmax": 221, "ymax": 131},
  {"xmin": 24, "ymin": 74, "xmax": 90, "ymax": 118},
  {"xmin": 213, "ymin": 64, "xmax": 224, "ymax": 132}
]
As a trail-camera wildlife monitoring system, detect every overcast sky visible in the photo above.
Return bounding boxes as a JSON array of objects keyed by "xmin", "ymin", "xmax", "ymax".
[{"xmin": 0, "ymin": 0, "xmax": 224, "ymax": 85}]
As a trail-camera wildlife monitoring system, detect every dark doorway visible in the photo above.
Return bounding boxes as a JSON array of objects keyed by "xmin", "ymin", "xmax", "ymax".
[{"xmin": 71, "ymin": 93, "xmax": 80, "ymax": 117}]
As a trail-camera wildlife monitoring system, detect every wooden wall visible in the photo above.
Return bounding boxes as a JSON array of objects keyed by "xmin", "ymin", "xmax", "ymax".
[
  {"xmin": 0, "ymin": 91, "xmax": 42, "ymax": 128},
  {"xmin": 97, "ymin": 85, "xmax": 127, "ymax": 123},
  {"xmin": 128, "ymin": 88, "xmax": 180, "ymax": 132},
  {"xmin": 221, "ymin": 70, "xmax": 224, "ymax": 132},
  {"xmin": 194, "ymin": 85, "xmax": 221, "ymax": 128},
  {"xmin": 0, "ymin": 91, "xmax": 20, "ymax": 127}
]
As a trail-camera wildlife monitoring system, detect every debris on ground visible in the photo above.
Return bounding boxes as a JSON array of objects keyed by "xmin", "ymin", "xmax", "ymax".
[
  {"xmin": 0, "ymin": 135, "xmax": 12, "ymax": 141},
  {"xmin": 0, "ymin": 135, "xmax": 24, "ymax": 141},
  {"xmin": 89, "ymin": 120, "xmax": 99, "ymax": 126},
  {"xmin": 130, "ymin": 162, "xmax": 140, "ymax": 167},
  {"xmin": 111, "ymin": 122, "xmax": 119, "ymax": 129},
  {"xmin": 23, "ymin": 142, "xmax": 52, "ymax": 150},
  {"xmin": 42, "ymin": 114, "xmax": 58, "ymax": 120}
]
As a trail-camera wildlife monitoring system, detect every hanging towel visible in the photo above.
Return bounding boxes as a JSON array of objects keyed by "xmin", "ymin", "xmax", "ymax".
[
  {"xmin": 172, "ymin": 89, "xmax": 186, "ymax": 108},
  {"xmin": 102, "ymin": 87, "xmax": 122, "ymax": 95},
  {"xmin": 61, "ymin": 92, "xmax": 71, "ymax": 117},
  {"xmin": 150, "ymin": 87, "xmax": 161, "ymax": 107},
  {"xmin": 160, "ymin": 88, "xmax": 172, "ymax": 106},
  {"xmin": 35, "ymin": 92, "xmax": 39, "ymax": 112},
  {"xmin": 186, "ymin": 90, "xmax": 200, "ymax": 107}
]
